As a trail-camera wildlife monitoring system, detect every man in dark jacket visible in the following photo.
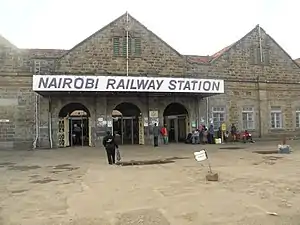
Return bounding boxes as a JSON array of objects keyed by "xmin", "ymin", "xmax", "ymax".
[
  {"xmin": 153, "ymin": 123, "xmax": 159, "ymax": 147},
  {"xmin": 102, "ymin": 131, "xmax": 118, "ymax": 165}
]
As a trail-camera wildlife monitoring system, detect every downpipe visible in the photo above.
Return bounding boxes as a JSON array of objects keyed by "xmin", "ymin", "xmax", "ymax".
[
  {"xmin": 32, "ymin": 93, "xmax": 40, "ymax": 149},
  {"xmin": 48, "ymin": 96, "xmax": 53, "ymax": 148},
  {"xmin": 206, "ymin": 97, "xmax": 209, "ymax": 126}
]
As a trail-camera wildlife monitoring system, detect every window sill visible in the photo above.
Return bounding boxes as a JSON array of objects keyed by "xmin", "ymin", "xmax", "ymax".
[
  {"xmin": 112, "ymin": 55, "xmax": 142, "ymax": 58},
  {"xmin": 270, "ymin": 128, "xmax": 285, "ymax": 132}
]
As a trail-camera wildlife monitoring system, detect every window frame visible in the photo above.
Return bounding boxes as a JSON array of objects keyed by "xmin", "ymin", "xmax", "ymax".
[
  {"xmin": 295, "ymin": 108, "xmax": 300, "ymax": 128},
  {"xmin": 112, "ymin": 37, "xmax": 120, "ymax": 56},
  {"xmin": 211, "ymin": 106, "xmax": 226, "ymax": 130},
  {"xmin": 270, "ymin": 107, "xmax": 283, "ymax": 129},
  {"xmin": 242, "ymin": 106, "xmax": 255, "ymax": 130},
  {"xmin": 134, "ymin": 37, "xmax": 141, "ymax": 56}
]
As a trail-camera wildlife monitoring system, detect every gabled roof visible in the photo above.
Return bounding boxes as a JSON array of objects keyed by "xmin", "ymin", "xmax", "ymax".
[
  {"xmin": 186, "ymin": 55, "xmax": 211, "ymax": 64},
  {"xmin": 22, "ymin": 48, "xmax": 67, "ymax": 59},
  {"xmin": 0, "ymin": 34, "xmax": 17, "ymax": 48},
  {"xmin": 60, "ymin": 12, "xmax": 182, "ymax": 58},
  {"xmin": 295, "ymin": 58, "xmax": 300, "ymax": 66},
  {"xmin": 208, "ymin": 26, "xmax": 259, "ymax": 63}
]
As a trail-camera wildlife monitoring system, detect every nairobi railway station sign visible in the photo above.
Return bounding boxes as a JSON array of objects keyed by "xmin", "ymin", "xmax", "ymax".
[{"xmin": 32, "ymin": 75, "xmax": 224, "ymax": 94}]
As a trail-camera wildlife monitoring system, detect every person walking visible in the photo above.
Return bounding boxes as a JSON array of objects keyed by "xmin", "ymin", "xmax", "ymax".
[
  {"xmin": 102, "ymin": 131, "xmax": 118, "ymax": 165},
  {"xmin": 153, "ymin": 123, "xmax": 159, "ymax": 147}
]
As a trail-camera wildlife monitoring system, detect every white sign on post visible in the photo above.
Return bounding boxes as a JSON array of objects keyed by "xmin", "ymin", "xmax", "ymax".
[{"xmin": 194, "ymin": 150, "xmax": 208, "ymax": 162}]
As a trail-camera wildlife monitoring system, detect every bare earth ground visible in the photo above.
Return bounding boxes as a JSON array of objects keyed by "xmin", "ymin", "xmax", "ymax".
[{"xmin": 0, "ymin": 141, "xmax": 300, "ymax": 225}]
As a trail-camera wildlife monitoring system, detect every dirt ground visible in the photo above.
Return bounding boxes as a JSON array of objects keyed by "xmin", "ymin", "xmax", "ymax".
[{"xmin": 0, "ymin": 141, "xmax": 300, "ymax": 225}]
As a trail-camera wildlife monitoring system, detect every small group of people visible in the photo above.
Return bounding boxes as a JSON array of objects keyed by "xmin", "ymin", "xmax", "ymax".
[
  {"xmin": 190, "ymin": 123, "xmax": 254, "ymax": 144},
  {"xmin": 153, "ymin": 123, "xmax": 168, "ymax": 147},
  {"xmin": 190, "ymin": 124, "xmax": 216, "ymax": 144},
  {"xmin": 217, "ymin": 123, "xmax": 254, "ymax": 143}
]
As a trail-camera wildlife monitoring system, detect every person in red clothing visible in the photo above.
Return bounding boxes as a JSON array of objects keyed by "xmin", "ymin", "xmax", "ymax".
[
  {"xmin": 243, "ymin": 130, "xmax": 254, "ymax": 143},
  {"xmin": 160, "ymin": 125, "xmax": 168, "ymax": 144}
]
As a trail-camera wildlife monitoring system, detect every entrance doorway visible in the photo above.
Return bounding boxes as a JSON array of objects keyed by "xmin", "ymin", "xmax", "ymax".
[
  {"xmin": 58, "ymin": 103, "xmax": 91, "ymax": 147},
  {"xmin": 112, "ymin": 102, "xmax": 143, "ymax": 145},
  {"xmin": 163, "ymin": 103, "xmax": 188, "ymax": 143}
]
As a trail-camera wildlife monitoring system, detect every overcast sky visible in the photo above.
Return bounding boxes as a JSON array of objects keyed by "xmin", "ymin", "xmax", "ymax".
[{"xmin": 1, "ymin": 0, "xmax": 299, "ymax": 58}]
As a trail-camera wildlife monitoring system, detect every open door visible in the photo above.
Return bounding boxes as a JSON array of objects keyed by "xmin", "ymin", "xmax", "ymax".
[
  {"xmin": 58, "ymin": 118, "xmax": 65, "ymax": 148},
  {"xmin": 64, "ymin": 116, "xmax": 69, "ymax": 147},
  {"xmin": 89, "ymin": 117, "xmax": 92, "ymax": 147},
  {"xmin": 138, "ymin": 116, "xmax": 144, "ymax": 145}
]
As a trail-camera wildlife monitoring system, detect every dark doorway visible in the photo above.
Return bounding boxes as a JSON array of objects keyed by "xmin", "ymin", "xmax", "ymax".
[
  {"xmin": 58, "ymin": 103, "xmax": 91, "ymax": 147},
  {"xmin": 112, "ymin": 102, "xmax": 141, "ymax": 145},
  {"xmin": 163, "ymin": 103, "xmax": 188, "ymax": 143}
]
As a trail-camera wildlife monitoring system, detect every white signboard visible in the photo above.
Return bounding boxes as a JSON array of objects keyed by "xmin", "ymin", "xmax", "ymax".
[
  {"xmin": 149, "ymin": 110, "xmax": 159, "ymax": 118},
  {"xmin": 194, "ymin": 150, "xmax": 208, "ymax": 162},
  {"xmin": 32, "ymin": 75, "xmax": 224, "ymax": 93}
]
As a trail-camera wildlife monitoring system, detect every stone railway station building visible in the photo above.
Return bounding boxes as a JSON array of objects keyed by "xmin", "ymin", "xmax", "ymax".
[{"xmin": 1, "ymin": 13, "xmax": 300, "ymax": 150}]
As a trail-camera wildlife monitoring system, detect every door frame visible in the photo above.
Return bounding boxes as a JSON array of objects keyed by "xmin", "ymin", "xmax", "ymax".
[
  {"xmin": 164, "ymin": 115, "xmax": 188, "ymax": 143},
  {"xmin": 112, "ymin": 116, "xmax": 139, "ymax": 145}
]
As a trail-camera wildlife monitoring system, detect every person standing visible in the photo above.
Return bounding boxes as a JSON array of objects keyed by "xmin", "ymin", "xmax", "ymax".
[
  {"xmin": 153, "ymin": 123, "xmax": 159, "ymax": 147},
  {"xmin": 208, "ymin": 124, "xmax": 215, "ymax": 144},
  {"xmin": 231, "ymin": 123, "xmax": 237, "ymax": 142},
  {"xmin": 160, "ymin": 124, "xmax": 168, "ymax": 144},
  {"xmin": 102, "ymin": 131, "xmax": 118, "ymax": 165},
  {"xmin": 73, "ymin": 123, "xmax": 81, "ymax": 145}
]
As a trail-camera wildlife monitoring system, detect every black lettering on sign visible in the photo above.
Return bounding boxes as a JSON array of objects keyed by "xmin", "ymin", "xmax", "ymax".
[
  {"xmin": 106, "ymin": 79, "xmax": 116, "ymax": 89},
  {"xmin": 62, "ymin": 78, "xmax": 72, "ymax": 89},
  {"xmin": 168, "ymin": 80, "xmax": 176, "ymax": 90},
  {"xmin": 95, "ymin": 78, "xmax": 99, "ymax": 88},
  {"xmin": 116, "ymin": 79, "xmax": 125, "ymax": 89},
  {"xmin": 156, "ymin": 80, "xmax": 164, "ymax": 90},
  {"xmin": 183, "ymin": 81, "xmax": 191, "ymax": 90},
  {"xmin": 74, "ymin": 78, "xmax": 84, "ymax": 89},
  {"xmin": 137, "ymin": 79, "xmax": 149, "ymax": 89},
  {"xmin": 148, "ymin": 80, "xmax": 155, "ymax": 90},
  {"xmin": 48, "ymin": 78, "xmax": 57, "ymax": 88},
  {"xmin": 38, "ymin": 77, "xmax": 49, "ymax": 89},
  {"xmin": 197, "ymin": 81, "xmax": 202, "ymax": 90},
  {"xmin": 125, "ymin": 79, "xmax": 130, "ymax": 89},
  {"xmin": 85, "ymin": 78, "xmax": 95, "ymax": 89},
  {"xmin": 191, "ymin": 80, "xmax": 197, "ymax": 90},
  {"xmin": 129, "ymin": 79, "xmax": 137, "ymax": 89},
  {"xmin": 212, "ymin": 81, "xmax": 220, "ymax": 91},
  {"xmin": 203, "ymin": 81, "xmax": 211, "ymax": 91},
  {"xmin": 178, "ymin": 80, "xmax": 184, "ymax": 90},
  {"xmin": 58, "ymin": 78, "xmax": 63, "ymax": 88}
]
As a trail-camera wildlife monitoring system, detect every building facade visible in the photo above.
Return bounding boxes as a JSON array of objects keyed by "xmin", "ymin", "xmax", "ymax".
[{"xmin": 1, "ymin": 13, "xmax": 300, "ymax": 150}]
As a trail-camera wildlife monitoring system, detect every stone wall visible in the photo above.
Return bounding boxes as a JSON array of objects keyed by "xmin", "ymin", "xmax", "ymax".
[
  {"xmin": 1, "ymin": 14, "xmax": 300, "ymax": 149},
  {"xmin": 0, "ymin": 75, "xmax": 35, "ymax": 150},
  {"xmin": 187, "ymin": 26, "xmax": 300, "ymax": 137},
  {"xmin": 56, "ymin": 14, "xmax": 185, "ymax": 76}
]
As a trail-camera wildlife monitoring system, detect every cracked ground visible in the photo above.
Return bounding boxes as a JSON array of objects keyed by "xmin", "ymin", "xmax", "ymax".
[{"xmin": 0, "ymin": 142, "xmax": 300, "ymax": 225}]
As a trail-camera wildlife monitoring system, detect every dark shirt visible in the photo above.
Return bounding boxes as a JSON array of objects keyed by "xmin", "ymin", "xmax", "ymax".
[
  {"xmin": 153, "ymin": 126, "xmax": 159, "ymax": 137},
  {"xmin": 102, "ymin": 135, "xmax": 118, "ymax": 150}
]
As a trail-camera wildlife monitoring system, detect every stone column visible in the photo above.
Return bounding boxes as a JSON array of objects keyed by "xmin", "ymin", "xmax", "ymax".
[
  {"xmin": 199, "ymin": 97, "xmax": 208, "ymax": 126},
  {"xmin": 258, "ymin": 84, "xmax": 268, "ymax": 137},
  {"xmin": 38, "ymin": 96, "xmax": 50, "ymax": 148},
  {"xmin": 94, "ymin": 95, "xmax": 107, "ymax": 147}
]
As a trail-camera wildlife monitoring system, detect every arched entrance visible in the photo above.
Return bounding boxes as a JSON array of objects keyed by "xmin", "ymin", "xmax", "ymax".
[
  {"xmin": 163, "ymin": 103, "xmax": 189, "ymax": 143},
  {"xmin": 58, "ymin": 103, "xmax": 91, "ymax": 147},
  {"xmin": 112, "ymin": 102, "xmax": 143, "ymax": 145}
]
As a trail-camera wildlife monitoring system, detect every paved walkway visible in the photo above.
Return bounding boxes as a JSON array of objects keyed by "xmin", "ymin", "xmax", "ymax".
[{"xmin": 0, "ymin": 142, "xmax": 300, "ymax": 224}]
